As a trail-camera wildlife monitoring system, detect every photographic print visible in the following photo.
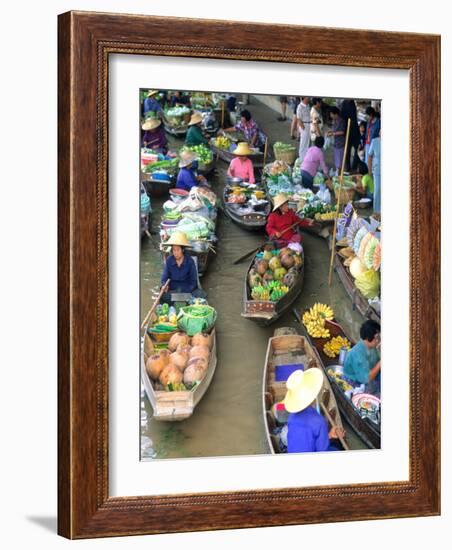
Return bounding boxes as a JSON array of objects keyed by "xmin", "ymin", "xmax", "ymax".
[{"xmin": 140, "ymin": 90, "xmax": 382, "ymax": 460}]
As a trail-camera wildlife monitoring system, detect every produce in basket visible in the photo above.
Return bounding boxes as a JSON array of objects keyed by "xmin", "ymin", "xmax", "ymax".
[{"xmin": 355, "ymin": 269, "xmax": 380, "ymax": 299}]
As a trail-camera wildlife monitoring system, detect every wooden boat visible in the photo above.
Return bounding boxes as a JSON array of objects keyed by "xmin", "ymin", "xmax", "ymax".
[
  {"xmin": 304, "ymin": 318, "xmax": 381, "ymax": 449},
  {"xmin": 141, "ymin": 288, "xmax": 217, "ymax": 421},
  {"xmin": 222, "ymin": 184, "xmax": 270, "ymax": 231},
  {"xmin": 163, "ymin": 119, "xmax": 188, "ymax": 136},
  {"xmin": 141, "ymin": 327, "xmax": 217, "ymax": 421},
  {"xmin": 161, "ymin": 239, "xmax": 215, "ymax": 277},
  {"xmin": 242, "ymin": 246, "xmax": 304, "ymax": 326},
  {"xmin": 262, "ymin": 327, "xmax": 346, "ymax": 454},
  {"xmin": 141, "ymin": 171, "xmax": 176, "ymax": 198},
  {"xmin": 334, "ymin": 252, "xmax": 381, "ymax": 323}
]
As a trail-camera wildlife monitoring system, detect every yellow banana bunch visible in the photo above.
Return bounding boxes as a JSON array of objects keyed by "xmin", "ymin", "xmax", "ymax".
[
  {"xmin": 323, "ymin": 336, "xmax": 351, "ymax": 358},
  {"xmin": 302, "ymin": 303, "xmax": 335, "ymax": 338},
  {"xmin": 314, "ymin": 212, "xmax": 343, "ymax": 221},
  {"xmin": 310, "ymin": 302, "xmax": 335, "ymax": 321}
]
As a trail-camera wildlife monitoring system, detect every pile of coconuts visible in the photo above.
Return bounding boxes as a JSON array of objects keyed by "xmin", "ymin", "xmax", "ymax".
[
  {"xmin": 145, "ymin": 331, "xmax": 213, "ymax": 391},
  {"xmin": 248, "ymin": 246, "xmax": 303, "ymax": 292}
]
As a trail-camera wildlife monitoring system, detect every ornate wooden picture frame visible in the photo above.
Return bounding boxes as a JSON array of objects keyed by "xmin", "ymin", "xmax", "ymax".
[{"xmin": 58, "ymin": 11, "xmax": 440, "ymax": 538}]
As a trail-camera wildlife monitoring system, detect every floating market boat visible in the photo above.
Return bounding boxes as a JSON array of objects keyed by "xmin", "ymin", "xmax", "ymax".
[
  {"xmin": 242, "ymin": 244, "xmax": 305, "ymax": 326},
  {"xmin": 161, "ymin": 239, "xmax": 216, "ymax": 277},
  {"xmin": 304, "ymin": 318, "xmax": 381, "ymax": 449},
  {"xmin": 334, "ymin": 252, "xmax": 381, "ymax": 323},
  {"xmin": 141, "ymin": 172, "xmax": 176, "ymax": 198},
  {"xmin": 210, "ymin": 138, "xmax": 264, "ymax": 167},
  {"xmin": 222, "ymin": 181, "xmax": 271, "ymax": 231},
  {"xmin": 262, "ymin": 327, "xmax": 346, "ymax": 454},
  {"xmin": 141, "ymin": 296, "xmax": 218, "ymax": 421}
]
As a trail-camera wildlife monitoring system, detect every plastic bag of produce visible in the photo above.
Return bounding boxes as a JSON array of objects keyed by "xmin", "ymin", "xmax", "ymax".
[
  {"xmin": 177, "ymin": 305, "xmax": 217, "ymax": 336},
  {"xmin": 355, "ymin": 269, "xmax": 380, "ymax": 299},
  {"xmin": 316, "ymin": 185, "xmax": 331, "ymax": 204}
]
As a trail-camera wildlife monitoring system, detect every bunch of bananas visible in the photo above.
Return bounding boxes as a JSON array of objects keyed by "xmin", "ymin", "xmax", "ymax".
[
  {"xmin": 251, "ymin": 285, "xmax": 270, "ymax": 301},
  {"xmin": 314, "ymin": 212, "xmax": 344, "ymax": 221},
  {"xmin": 215, "ymin": 135, "xmax": 231, "ymax": 150},
  {"xmin": 323, "ymin": 336, "xmax": 351, "ymax": 358},
  {"xmin": 302, "ymin": 303, "xmax": 335, "ymax": 338},
  {"xmin": 165, "ymin": 382, "xmax": 188, "ymax": 392},
  {"xmin": 270, "ymin": 285, "xmax": 289, "ymax": 301}
]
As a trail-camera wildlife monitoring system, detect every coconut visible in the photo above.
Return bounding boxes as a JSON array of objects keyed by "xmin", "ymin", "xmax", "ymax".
[
  {"xmin": 189, "ymin": 345, "xmax": 210, "ymax": 361},
  {"xmin": 183, "ymin": 363, "xmax": 206, "ymax": 385},
  {"xmin": 262, "ymin": 250, "xmax": 273, "ymax": 261},
  {"xmin": 249, "ymin": 272, "xmax": 262, "ymax": 288},
  {"xmin": 176, "ymin": 343, "xmax": 191, "ymax": 356},
  {"xmin": 169, "ymin": 351, "xmax": 189, "ymax": 372},
  {"xmin": 159, "ymin": 364, "xmax": 183, "ymax": 386},
  {"xmin": 279, "ymin": 247, "xmax": 292, "ymax": 257},
  {"xmin": 168, "ymin": 331, "xmax": 190, "ymax": 352},
  {"xmin": 292, "ymin": 254, "xmax": 303, "ymax": 268},
  {"xmin": 280, "ymin": 253, "xmax": 295, "ymax": 269},
  {"xmin": 263, "ymin": 270, "xmax": 274, "ymax": 283},
  {"xmin": 186, "ymin": 356, "xmax": 208, "ymax": 371},
  {"xmin": 349, "ymin": 257, "xmax": 367, "ymax": 279},
  {"xmin": 274, "ymin": 267, "xmax": 288, "ymax": 280},
  {"xmin": 283, "ymin": 272, "xmax": 296, "ymax": 287},
  {"xmin": 146, "ymin": 353, "xmax": 169, "ymax": 381},
  {"xmin": 191, "ymin": 332, "xmax": 212, "ymax": 349},
  {"xmin": 255, "ymin": 259, "xmax": 268, "ymax": 276},
  {"xmin": 268, "ymin": 256, "xmax": 281, "ymax": 271},
  {"xmin": 143, "ymin": 333, "xmax": 154, "ymax": 360}
]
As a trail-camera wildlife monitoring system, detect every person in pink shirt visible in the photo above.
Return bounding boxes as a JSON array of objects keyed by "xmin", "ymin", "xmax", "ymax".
[
  {"xmin": 299, "ymin": 136, "xmax": 330, "ymax": 189},
  {"xmin": 227, "ymin": 142, "xmax": 255, "ymax": 183}
]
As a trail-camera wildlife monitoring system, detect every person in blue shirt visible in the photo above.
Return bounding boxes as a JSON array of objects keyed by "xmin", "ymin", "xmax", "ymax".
[
  {"xmin": 160, "ymin": 232, "xmax": 206, "ymax": 304},
  {"xmin": 176, "ymin": 151, "xmax": 208, "ymax": 192},
  {"xmin": 283, "ymin": 369, "xmax": 345, "ymax": 453},
  {"xmin": 344, "ymin": 320, "xmax": 381, "ymax": 396},
  {"xmin": 143, "ymin": 90, "xmax": 163, "ymax": 119}
]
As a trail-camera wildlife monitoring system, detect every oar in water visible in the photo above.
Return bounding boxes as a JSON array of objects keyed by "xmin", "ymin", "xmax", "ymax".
[
  {"xmin": 141, "ymin": 279, "xmax": 170, "ymax": 330},
  {"xmin": 232, "ymin": 221, "xmax": 301, "ymax": 265}
]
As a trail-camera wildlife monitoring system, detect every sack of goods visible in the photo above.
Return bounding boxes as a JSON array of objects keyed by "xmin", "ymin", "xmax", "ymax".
[{"xmin": 177, "ymin": 304, "xmax": 217, "ymax": 336}]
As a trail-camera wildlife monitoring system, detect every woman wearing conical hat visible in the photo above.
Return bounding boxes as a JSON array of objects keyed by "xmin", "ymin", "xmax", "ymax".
[
  {"xmin": 185, "ymin": 111, "xmax": 208, "ymax": 146},
  {"xmin": 141, "ymin": 118, "xmax": 168, "ymax": 153},
  {"xmin": 176, "ymin": 151, "xmax": 209, "ymax": 192},
  {"xmin": 142, "ymin": 90, "xmax": 164, "ymax": 119},
  {"xmin": 226, "ymin": 142, "xmax": 255, "ymax": 184},
  {"xmin": 265, "ymin": 193, "xmax": 313, "ymax": 247},
  {"xmin": 160, "ymin": 232, "xmax": 206, "ymax": 304},
  {"xmin": 282, "ymin": 369, "xmax": 345, "ymax": 453}
]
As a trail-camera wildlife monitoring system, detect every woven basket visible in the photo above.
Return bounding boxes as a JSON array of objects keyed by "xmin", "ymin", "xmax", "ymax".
[{"xmin": 273, "ymin": 147, "xmax": 297, "ymax": 165}]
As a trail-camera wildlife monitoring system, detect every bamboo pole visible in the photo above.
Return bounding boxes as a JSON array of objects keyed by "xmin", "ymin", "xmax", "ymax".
[
  {"xmin": 263, "ymin": 137, "xmax": 269, "ymax": 166},
  {"xmin": 328, "ymin": 117, "xmax": 351, "ymax": 286},
  {"xmin": 221, "ymin": 100, "xmax": 225, "ymax": 128}
]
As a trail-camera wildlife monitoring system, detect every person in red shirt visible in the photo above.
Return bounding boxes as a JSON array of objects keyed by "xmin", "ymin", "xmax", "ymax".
[{"xmin": 266, "ymin": 194, "xmax": 313, "ymax": 247}]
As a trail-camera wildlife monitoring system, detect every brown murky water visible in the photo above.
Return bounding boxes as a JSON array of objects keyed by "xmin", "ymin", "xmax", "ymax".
[{"xmin": 140, "ymin": 98, "xmax": 367, "ymax": 460}]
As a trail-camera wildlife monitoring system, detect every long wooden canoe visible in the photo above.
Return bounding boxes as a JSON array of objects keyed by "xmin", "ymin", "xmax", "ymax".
[
  {"xmin": 242, "ymin": 247, "xmax": 305, "ymax": 326},
  {"xmin": 334, "ymin": 252, "xmax": 381, "ymax": 323},
  {"xmin": 263, "ymin": 327, "xmax": 346, "ymax": 454},
  {"xmin": 305, "ymin": 319, "xmax": 381, "ymax": 449},
  {"xmin": 141, "ymin": 308, "xmax": 217, "ymax": 421},
  {"xmin": 222, "ymin": 185, "xmax": 270, "ymax": 232},
  {"xmin": 141, "ymin": 172, "xmax": 176, "ymax": 198}
]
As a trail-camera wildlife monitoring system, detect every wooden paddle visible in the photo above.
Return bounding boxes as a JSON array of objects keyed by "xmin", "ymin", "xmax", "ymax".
[
  {"xmin": 232, "ymin": 221, "xmax": 302, "ymax": 265},
  {"xmin": 141, "ymin": 279, "xmax": 170, "ymax": 330},
  {"xmin": 320, "ymin": 401, "xmax": 350, "ymax": 451}
]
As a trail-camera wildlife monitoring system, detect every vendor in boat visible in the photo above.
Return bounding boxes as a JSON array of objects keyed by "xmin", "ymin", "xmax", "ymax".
[
  {"xmin": 141, "ymin": 118, "xmax": 168, "ymax": 153},
  {"xmin": 282, "ymin": 369, "xmax": 345, "ymax": 453},
  {"xmin": 223, "ymin": 109, "xmax": 267, "ymax": 152},
  {"xmin": 169, "ymin": 90, "xmax": 191, "ymax": 108},
  {"xmin": 142, "ymin": 90, "xmax": 163, "ymax": 119},
  {"xmin": 265, "ymin": 193, "xmax": 313, "ymax": 247},
  {"xmin": 185, "ymin": 111, "xmax": 208, "ymax": 146},
  {"xmin": 227, "ymin": 142, "xmax": 255, "ymax": 184},
  {"xmin": 161, "ymin": 232, "xmax": 206, "ymax": 304},
  {"xmin": 344, "ymin": 320, "xmax": 381, "ymax": 396},
  {"xmin": 176, "ymin": 151, "xmax": 209, "ymax": 192}
]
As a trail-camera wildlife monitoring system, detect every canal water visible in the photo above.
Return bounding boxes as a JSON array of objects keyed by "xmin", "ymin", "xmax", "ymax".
[{"xmin": 140, "ymin": 98, "xmax": 366, "ymax": 460}]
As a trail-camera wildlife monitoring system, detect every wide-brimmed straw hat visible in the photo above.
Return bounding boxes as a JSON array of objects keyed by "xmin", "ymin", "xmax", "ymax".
[
  {"xmin": 166, "ymin": 232, "xmax": 191, "ymax": 247},
  {"xmin": 188, "ymin": 111, "xmax": 203, "ymax": 126},
  {"xmin": 142, "ymin": 118, "xmax": 161, "ymax": 131},
  {"xmin": 178, "ymin": 150, "xmax": 197, "ymax": 168},
  {"xmin": 233, "ymin": 142, "xmax": 253, "ymax": 156},
  {"xmin": 272, "ymin": 193, "xmax": 290, "ymax": 212},
  {"xmin": 283, "ymin": 368, "xmax": 324, "ymax": 413},
  {"xmin": 146, "ymin": 90, "xmax": 159, "ymax": 97}
]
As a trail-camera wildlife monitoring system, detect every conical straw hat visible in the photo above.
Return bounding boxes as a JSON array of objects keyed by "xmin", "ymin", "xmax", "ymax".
[
  {"xmin": 233, "ymin": 142, "xmax": 253, "ymax": 156},
  {"xmin": 166, "ymin": 232, "xmax": 191, "ymax": 247},
  {"xmin": 146, "ymin": 90, "xmax": 159, "ymax": 97},
  {"xmin": 283, "ymin": 368, "xmax": 324, "ymax": 413},
  {"xmin": 188, "ymin": 111, "xmax": 203, "ymax": 126},
  {"xmin": 142, "ymin": 118, "xmax": 161, "ymax": 131},
  {"xmin": 178, "ymin": 150, "xmax": 198, "ymax": 168},
  {"xmin": 272, "ymin": 193, "xmax": 290, "ymax": 211}
]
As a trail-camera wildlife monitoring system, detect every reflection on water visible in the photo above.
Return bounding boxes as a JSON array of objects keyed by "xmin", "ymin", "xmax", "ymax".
[{"xmin": 140, "ymin": 161, "xmax": 365, "ymax": 460}]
